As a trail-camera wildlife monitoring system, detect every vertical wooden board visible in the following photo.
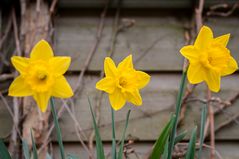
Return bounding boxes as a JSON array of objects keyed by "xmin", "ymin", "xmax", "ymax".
[
  {"xmin": 55, "ymin": 15, "xmax": 186, "ymax": 71},
  {"xmin": 206, "ymin": 17, "xmax": 239, "ymax": 62}
]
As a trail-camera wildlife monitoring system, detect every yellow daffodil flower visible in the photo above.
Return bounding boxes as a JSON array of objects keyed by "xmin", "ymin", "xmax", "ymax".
[
  {"xmin": 180, "ymin": 26, "xmax": 238, "ymax": 92},
  {"xmin": 96, "ymin": 55, "xmax": 150, "ymax": 110},
  {"xmin": 8, "ymin": 40, "xmax": 73, "ymax": 112}
]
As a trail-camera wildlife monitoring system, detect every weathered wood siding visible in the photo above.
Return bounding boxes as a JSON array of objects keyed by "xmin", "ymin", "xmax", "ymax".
[{"xmin": 0, "ymin": 6, "xmax": 239, "ymax": 158}]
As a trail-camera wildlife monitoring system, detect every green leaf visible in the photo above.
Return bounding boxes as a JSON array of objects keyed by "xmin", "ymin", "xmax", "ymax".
[
  {"xmin": 117, "ymin": 109, "xmax": 131, "ymax": 159},
  {"xmin": 150, "ymin": 115, "xmax": 176, "ymax": 159},
  {"xmin": 0, "ymin": 139, "xmax": 11, "ymax": 159},
  {"xmin": 168, "ymin": 69, "xmax": 187, "ymax": 159},
  {"xmin": 198, "ymin": 105, "xmax": 207, "ymax": 159},
  {"xmin": 88, "ymin": 97, "xmax": 105, "ymax": 159},
  {"xmin": 22, "ymin": 139, "xmax": 30, "ymax": 159},
  {"xmin": 50, "ymin": 98, "xmax": 65, "ymax": 159},
  {"xmin": 162, "ymin": 137, "xmax": 169, "ymax": 159},
  {"xmin": 111, "ymin": 108, "xmax": 117, "ymax": 159},
  {"xmin": 67, "ymin": 154, "xmax": 80, "ymax": 159},
  {"xmin": 185, "ymin": 127, "xmax": 197, "ymax": 159},
  {"xmin": 174, "ymin": 130, "xmax": 187, "ymax": 145},
  {"xmin": 30, "ymin": 129, "xmax": 38, "ymax": 159}
]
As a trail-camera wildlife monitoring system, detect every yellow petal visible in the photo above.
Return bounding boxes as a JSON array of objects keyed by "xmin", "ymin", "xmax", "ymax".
[
  {"xmin": 135, "ymin": 71, "xmax": 150, "ymax": 89},
  {"xmin": 180, "ymin": 45, "xmax": 199, "ymax": 63},
  {"xmin": 30, "ymin": 40, "xmax": 54, "ymax": 60},
  {"xmin": 11, "ymin": 56, "xmax": 30, "ymax": 74},
  {"xmin": 109, "ymin": 88, "xmax": 126, "ymax": 110},
  {"xmin": 205, "ymin": 70, "xmax": 221, "ymax": 92},
  {"xmin": 8, "ymin": 76, "xmax": 33, "ymax": 97},
  {"xmin": 33, "ymin": 92, "xmax": 51, "ymax": 112},
  {"xmin": 194, "ymin": 26, "xmax": 213, "ymax": 50},
  {"xmin": 187, "ymin": 64, "xmax": 204, "ymax": 84},
  {"xmin": 125, "ymin": 89, "xmax": 142, "ymax": 106},
  {"xmin": 214, "ymin": 34, "xmax": 230, "ymax": 47},
  {"xmin": 51, "ymin": 76, "xmax": 73, "ymax": 98},
  {"xmin": 104, "ymin": 57, "xmax": 118, "ymax": 77},
  {"xmin": 118, "ymin": 54, "xmax": 133, "ymax": 71},
  {"xmin": 96, "ymin": 77, "xmax": 116, "ymax": 94},
  {"xmin": 49, "ymin": 56, "xmax": 71, "ymax": 76},
  {"xmin": 221, "ymin": 57, "xmax": 238, "ymax": 76}
]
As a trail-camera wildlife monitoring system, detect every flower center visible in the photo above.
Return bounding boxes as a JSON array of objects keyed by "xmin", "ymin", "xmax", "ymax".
[
  {"xmin": 37, "ymin": 71, "xmax": 48, "ymax": 81},
  {"xmin": 119, "ymin": 77, "xmax": 127, "ymax": 88},
  {"xmin": 24, "ymin": 60, "xmax": 55, "ymax": 92}
]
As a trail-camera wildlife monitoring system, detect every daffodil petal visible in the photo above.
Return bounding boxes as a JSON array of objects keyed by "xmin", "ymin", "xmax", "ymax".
[
  {"xmin": 221, "ymin": 57, "xmax": 238, "ymax": 76},
  {"xmin": 51, "ymin": 76, "xmax": 73, "ymax": 98},
  {"xmin": 187, "ymin": 64, "xmax": 204, "ymax": 84},
  {"xmin": 33, "ymin": 92, "xmax": 51, "ymax": 112},
  {"xmin": 195, "ymin": 26, "xmax": 213, "ymax": 50},
  {"xmin": 180, "ymin": 46, "xmax": 199, "ymax": 63},
  {"xmin": 11, "ymin": 56, "xmax": 30, "ymax": 74},
  {"xmin": 104, "ymin": 57, "xmax": 117, "ymax": 77},
  {"xmin": 96, "ymin": 77, "xmax": 116, "ymax": 94},
  {"xmin": 135, "ymin": 71, "xmax": 150, "ymax": 89},
  {"xmin": 8, "ymin": 76, "xmax": 33, "ymax": 96},
  {"xmin": 214, "ymin": 34, "xmax": 230, "ymax": 47},
  {"xmin": 118, "ymin": 54, "xmax": 133, "ymax": 71},
  {"xmin": 49, "ymin": 56, "xmax": 71, "ymax": 75},
  {"xmin": 125, "ymin": 89, "xmax": 142, "ymax": 106},
  {"xmin": 205, "ymin": 70, "xmax": 221, "ymax": 92},
  {"xmin": 30, "ymin": 40, "xmax": 54, "ymax": 60},
  {"xmin": 109, "ymin": 88, "xmax": 126, "ymax": 110}
]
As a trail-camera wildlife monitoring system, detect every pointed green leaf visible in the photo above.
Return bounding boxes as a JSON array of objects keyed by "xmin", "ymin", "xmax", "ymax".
[
  {"xmin": 168, "ymin": 69, "xmax": 187, "ymax": 159},
  {"xmin": 22, "ymin": 139, "xmax": 30, "ymax": 159},
  {"xmin": 150, "ymin": 115, "xmax": 176, "ymax": 159},
  {"xmin": 50, "ymin": 98, "xmax": 65, "ymax": 159},
  {"xmin": 174, "ymin": 130, "xmax": 187, "ymax": 145},
  {"xmin": 31, "ymin": 129, "xmax": 38, "ymax": 159},
  {"xmin": 185, "ymin": 127, "xmax": 197, "ymax": 159},
  {"xmin": 117, "ymin": 109, "xmax": 131, "ymax": 159},
  {"xmin": 88, "ymin": 97, "xmax": 105, "ymax": 159},
  {"xmin": 111, "ymin": 108, "xmax": 117, "ymax": 159},
  {"xmin": 0, "ymin": 139, "xmax": 11, "ymax": 159},
  {"xmin": 162, "ymin": 137, "xmax": 169, "ymax": 159}
]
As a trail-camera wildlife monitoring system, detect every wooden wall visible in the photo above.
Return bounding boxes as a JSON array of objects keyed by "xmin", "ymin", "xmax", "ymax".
[{"xmin": 0, "ymin": 1, "xmax": 239, "ymax": 158}]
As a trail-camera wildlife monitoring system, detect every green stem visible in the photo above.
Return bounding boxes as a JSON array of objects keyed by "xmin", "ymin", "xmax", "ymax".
[
  {"xmin": 50, "ymin": 98, "xmax": 65, "ymax": 159},
  {"xmin": 168, "ymin": 70, "xmax": 187, "ymax": 159},
  {"xmin": 111, "ymin": 107, "xmax": 117, "ymax": 159}
]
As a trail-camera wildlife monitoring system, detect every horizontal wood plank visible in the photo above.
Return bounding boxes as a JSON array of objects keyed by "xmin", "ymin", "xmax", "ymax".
[
  {"xmin": 1, "ymin": 73, "xmax": 239, "ymax": 141},
  {"xmin": 55, "ymin": 14, "xmax": 187, "ymax": 71},
  {"xmin": 53, "ymin": 142, "xmax": 239, "ymax": 159},
  {"xmin": 58, "ymin": 0, "xmax": 238, "ymax": 9},
  {"xmin": 55, "ymin": 15, "xmax": 239, "ymax": 71}
]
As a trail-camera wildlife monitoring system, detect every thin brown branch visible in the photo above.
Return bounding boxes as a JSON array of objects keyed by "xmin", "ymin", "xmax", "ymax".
[
  {"xmin": 0, "ymin": 16, "xmax": 12, "ymax": 49},
  {"xmin": 0, "ymin": 73, "xmax": 15, "ymax": 81},
  {"xmin": 207, "ymin": 89, "xmax": 215, "ymax": 159},
  {"xmin": 49, "ymin": 0, "xmax": 58, "ymax": 16},
  {"xmin": 207, "ymin": 2, "xmax": 239, "ymax": 17}
]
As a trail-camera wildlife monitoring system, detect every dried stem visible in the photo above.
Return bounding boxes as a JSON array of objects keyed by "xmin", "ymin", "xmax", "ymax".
[{"xmin": 207, "ymin": 89, "xmax": 215, "ymax": 159}]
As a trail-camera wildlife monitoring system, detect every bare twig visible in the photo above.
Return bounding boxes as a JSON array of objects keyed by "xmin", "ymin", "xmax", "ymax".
[
  {"xmin": 207, "ymin": 2, "xmax": 239, "ymax": 17},
  {"xmin": 207, "ymin": 89, "xmax": 215, "ymax": 159},
  {"xmin": 0, "ymin": 73, "xmax": 15, "ymax": 81},
  {"xmin": 8, "ymin": 8, "xmax": 22, "ymax": 158},
  {"xmin": 49, "ymin": 0, "xmax": 58, "ymax": 16}
]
